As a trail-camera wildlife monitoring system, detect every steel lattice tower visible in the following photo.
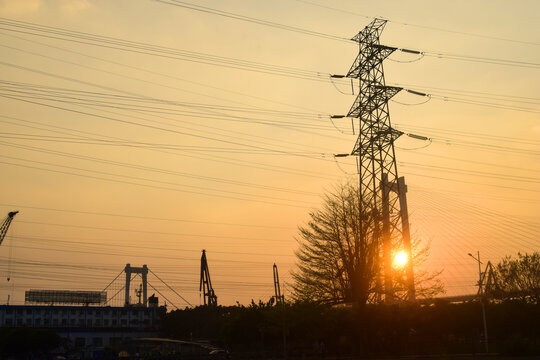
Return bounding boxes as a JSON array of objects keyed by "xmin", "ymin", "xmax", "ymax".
[{"xmin": 344, "ymin": 19, "xmax": 405, "ymax": 303}]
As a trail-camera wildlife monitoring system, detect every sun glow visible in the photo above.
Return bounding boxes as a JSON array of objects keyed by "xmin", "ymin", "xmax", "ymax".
[{"xmin": 394, "ymin": 251, "xmax": 408, "ymax": 268}]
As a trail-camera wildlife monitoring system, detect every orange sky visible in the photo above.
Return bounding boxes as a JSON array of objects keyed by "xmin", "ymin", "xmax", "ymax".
[{"xmin": 0, "ymin": 0, "xmax": 538, "ymax": 307}]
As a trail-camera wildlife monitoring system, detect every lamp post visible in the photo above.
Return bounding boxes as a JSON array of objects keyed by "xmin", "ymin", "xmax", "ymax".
[{"xmin": 468, "ymin": 251, "xmax": 489, "ymax": 353}]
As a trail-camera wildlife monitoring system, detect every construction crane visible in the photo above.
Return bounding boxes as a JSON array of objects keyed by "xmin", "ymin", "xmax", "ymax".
[
  {"xmin": 0, "ymin": 211, "xmax": 18, "ymax": 246},
  {"xmin": 0, "ymin": 211, "xmax": 19, "ymax": 282},
  {"xmin": 273, "ymin": 263, "xmax": 284, "ymax": 305},
  {"xmin": 200, "ymin": 250, "xmax": 217, "ymax": 306}
]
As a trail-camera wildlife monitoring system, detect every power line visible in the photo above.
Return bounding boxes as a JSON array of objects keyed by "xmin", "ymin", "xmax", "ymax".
[
  {"xmin": 4, "ymin": 243, "xmax": 295, "ymax": 266},
  {"xmin": 0, "ymin": 76, "xmax": 343, "ymax": 156},
  {"xmin": 421, "ymin": 50, "xmax": 540, "ymax": 69},
  {"xmin": 0, "ymin": 89, "xmax": 337, "ymax": 164},
  {"xmin": 0, "ymin": 79, "xmax": 326, "ymax": 121},
  {"xmin": 401, "ymin": 170, "xmax": 540, "ymax": 193},
  {"xmin": 391, "ymin": 85, "xmax": 540, "ymax": 114},
  {"xmin": 295, "ymin": 0, "xmax": 540, "ymax": 46},
  {"xmin": 395, "ymin": 122, "xmax": 540, "ymax": 146},
  {"xmin": 0, "ymin": 140, "xmax": 323, "ymax": 196},
  {"xmin": 0, "ymin": 30, "xmax": 333, "ymax": 115},
  {"xmin": 0, "ymin": 17, "xmax": 344, "ymax": 81},
  {"xmin": 400, "ymin": 161, "xmax": 539, "ymax": 184},
  {"xmin": 0, "ymin": 62, "xmax": 347, "ymax": 160},
  {"xmin": 401, "ymin": 151, "xmax": 540, "ymax": 175},
  {"xmin": 409, "ymin": 185, "xmax": 538, "ymax": 205},
  {"xmin": 0, "ymin": 202, "xmax": 291, "ymax": 229},
  {"xmin": 0, "ymin": 256, "xmax": 295, "ymax": 280},
  {"xmin": 0, "ymin": 161, "xmax": 316, "ymax": 208},
  {"xmin": 7, "ymin": 234, "xmax": 296, "ymax": 257},
  {"xmin": 3, "ymin": 18, "xmax": 537, "ymax": 117},
  {"xmin": 394, "ymin": 84, "xmax": 540, "ymax": 107},
  {"xmin": 13, "ymin": 220, "xmax": 293, "ymax": 243},
  {"xmin": 0, "ymin": 113, "xmax": 339, "ymax": 181},
  {"xmin": 151, "ymin": 0, "xmax": 349, "ymax": 42},
  {"xmin": 0, "ymin": 83, "xmax": 335, "ymax": 132}
]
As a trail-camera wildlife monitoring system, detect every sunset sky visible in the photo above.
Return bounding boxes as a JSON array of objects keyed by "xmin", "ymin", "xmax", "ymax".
[{"xmin": 0, "ymin": 0, "xmax": 538, "ymax": 308}]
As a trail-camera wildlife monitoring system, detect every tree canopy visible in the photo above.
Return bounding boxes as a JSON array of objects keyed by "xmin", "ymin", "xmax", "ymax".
[
  {"xmin": 292, "ymin": 182, "xmax": 377, "ymax": 305},
  {"xmin": 292, "ymin": 181, "xmax": 442, "ymax": 305},
  {"xmin": 488, "ymin": 252, "xmax": 540, "ymax": 303}
]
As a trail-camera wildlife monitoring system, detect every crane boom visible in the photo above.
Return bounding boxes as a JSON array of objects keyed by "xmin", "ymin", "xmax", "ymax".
[
  {"xmin": 0, "ymin": 211, "xmax": 18, "ymax": 246},
  {"xmin": 200, "ymin": 250, "xmax": 217, "ymax": 306},
  {"xmin": 273, "ymin": 263, "xmax": 284, "ymax": 305}
]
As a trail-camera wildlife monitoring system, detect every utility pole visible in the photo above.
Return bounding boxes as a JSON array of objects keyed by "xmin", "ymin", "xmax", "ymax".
[
  {"xmin": 333, "ymin": 19, "xmax": 406, "ymax": 303},
  {"xmin": 468, "ymin": 251, "xmax": 489, "ymax": 352}
]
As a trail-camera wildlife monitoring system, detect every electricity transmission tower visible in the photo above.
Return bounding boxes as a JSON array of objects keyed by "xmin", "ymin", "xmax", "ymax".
[{"xmin": 334, "ymin": 19, "xmax": 414, "ymax": 303}]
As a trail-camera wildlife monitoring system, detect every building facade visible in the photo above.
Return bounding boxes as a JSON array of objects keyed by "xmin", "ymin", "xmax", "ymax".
[{"xmin": 0, "ymin": 304, "xmax": 165, "ymax": 347}]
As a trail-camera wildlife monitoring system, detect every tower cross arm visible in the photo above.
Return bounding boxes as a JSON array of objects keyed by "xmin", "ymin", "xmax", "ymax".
[
  {"xmin": 347, "ymin": 86, "xmax": 402, "ymax": 118},
  {"xmin": 347, "ymin": 45, "xmax": 398, "ymax": 78}
]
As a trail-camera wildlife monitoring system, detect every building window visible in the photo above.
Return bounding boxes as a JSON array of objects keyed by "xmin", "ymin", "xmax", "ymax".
[
  {"xmin": 75, "ymin": 337, "xmax": 85, "ymax": 348},
  {"xmin": 92, "ymin": 337, "xmax": 103, "ymax": 347}
]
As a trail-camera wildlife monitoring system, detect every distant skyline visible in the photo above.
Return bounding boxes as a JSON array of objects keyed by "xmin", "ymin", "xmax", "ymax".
[{"xmin": 0, "ymin": 0, "xmax": 538, "ymax": 307}]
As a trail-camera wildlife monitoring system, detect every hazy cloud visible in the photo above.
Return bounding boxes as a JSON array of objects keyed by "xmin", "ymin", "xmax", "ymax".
[
  {"xmin": 59, "ymin": 0, "xmax": 92, "ymax": 15},
  {"xmin": 0, "ymin": 0, "xmax": 42, "ymax": 15}
]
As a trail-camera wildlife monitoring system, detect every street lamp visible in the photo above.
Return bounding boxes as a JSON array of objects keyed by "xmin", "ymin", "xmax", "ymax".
[{"xmin": 468, "ymin": 251, "xmax": 489, "ymax": 353}]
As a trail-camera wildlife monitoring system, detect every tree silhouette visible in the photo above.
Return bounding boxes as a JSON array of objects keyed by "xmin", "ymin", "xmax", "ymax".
[
  {"xmin": 291, "ymin": 181, "xmax": 442, "ymax": 305},
  {"xmin": 494, "ymin": 252, "xmax": 540, "ymax": 303}
]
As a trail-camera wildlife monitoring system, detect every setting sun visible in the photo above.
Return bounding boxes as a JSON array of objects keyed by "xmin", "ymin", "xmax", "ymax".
[{"xmin": 394, "ymin": 251, "xmax": 408, "ymax": 268}]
